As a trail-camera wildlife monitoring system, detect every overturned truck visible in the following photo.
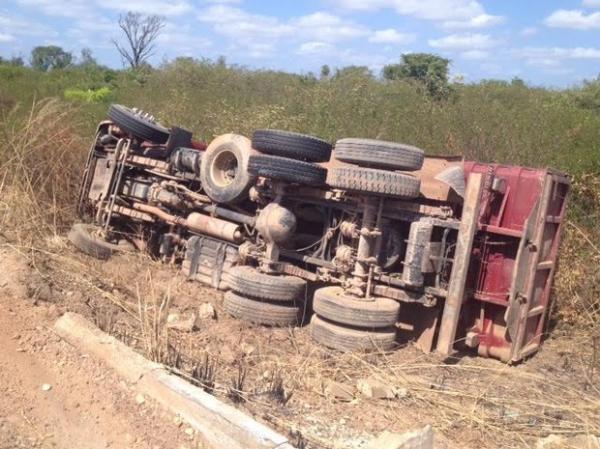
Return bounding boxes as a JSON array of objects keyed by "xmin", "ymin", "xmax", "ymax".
[{"xmin": 71, "ymin": 105, "xmax": 570, "ymax": 363}]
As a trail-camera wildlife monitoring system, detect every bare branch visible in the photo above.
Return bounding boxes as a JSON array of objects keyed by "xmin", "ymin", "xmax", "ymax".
[{"xmin": 112, "ymin": 12, "xmax": 165, "ymax": 69}]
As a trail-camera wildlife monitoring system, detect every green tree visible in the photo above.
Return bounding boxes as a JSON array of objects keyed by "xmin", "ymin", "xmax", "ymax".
[
  {"xmin": 216, "ymin": 55, "xmax": 227, "ymax": 67},
  {"xmin": 334, "ymin": 65, "xmax": 373, "ymax": 79},
  {"xmin": 511, "ymin": 76, "xmax": 526, "ymax": 87},
  {"xmin": 30, "ymin": 46, "xmax": 73, "ymax": 71},
  {"xmin": 10, "ymin": 56, "xmax": 24, "ymax": 67},
  {"xmin": 320, "ymin": 64, "xmax": 330, "ymax": 79},
  {"xmin": 383, "ymin": 53, "xmax": 451, "ymax": 100}
]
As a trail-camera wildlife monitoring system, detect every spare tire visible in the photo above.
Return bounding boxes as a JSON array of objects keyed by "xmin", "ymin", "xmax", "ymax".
[
  {"xmin": 200, "ymin": 134, "xmax": 258, "ymax": 205},
  {"xmin": 252, "ymin": 129, "xmax": 332, "ymax": 162},
  {"xmin": 108, "ymin": 104, "xmax": 170, "ymax": 144},
  {"xmin": 334, "ymin": 138, "xmax": 424, "ymax": 171},
  {"xmin": 327, "ymin": 166, "xmax": 420, "ymax": 198},
  {"xmin": 248, "ymin": 155, "xmax": 327, "ymax": 185}
]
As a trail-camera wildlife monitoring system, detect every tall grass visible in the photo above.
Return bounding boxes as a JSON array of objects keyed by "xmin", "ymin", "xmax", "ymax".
[{"xmin": 0, "ymin": 99, "xmax": 85, "ymax": 244}]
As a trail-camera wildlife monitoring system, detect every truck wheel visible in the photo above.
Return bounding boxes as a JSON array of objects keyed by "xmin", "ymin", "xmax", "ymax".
[
  {"xmin": 334, "ymin": 138, "xmax": 424, "ymax": 171},
  {"xmin": 327, "ymin": 167, "xmax": 420, "ymax": 198},
  {"xmin": 223, "ymin": 291, "xmax": 301, "ymax": 327},
  {"xmin": 200, "ymin": 134, "xmax": 257, "ymax": 204},
  {"xmin": 108, "ymin": 104, "xmax": 170, "ymax": 144},
  {"xmin": 313, "ymin": 286, "xmax": 400, "ymax": 328},
  {"xmin": 252, "ymin": 129, "xmax": 332, "ymax": 162},
  {"xmin": 310, "ymin": 315, "xmax": 397, "ymax": 352},
  {"xmin": 68, "ymin": 223, "xmax": 126, "ymax": 260},
  {"xmin": 248, "ymin": 155, "xmax": 327, "ymax": 185},
  {"xmin": 228, "ymin": 266, "xmax": 306, "ymax": 301}
]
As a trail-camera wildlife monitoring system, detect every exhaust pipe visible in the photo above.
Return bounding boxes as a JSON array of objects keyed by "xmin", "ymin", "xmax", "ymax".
[{"xmin": 131, "ymin": 203, "xmax": 243, "ymax": 243}]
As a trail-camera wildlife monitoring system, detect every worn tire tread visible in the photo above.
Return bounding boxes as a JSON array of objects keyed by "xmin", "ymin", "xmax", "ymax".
[
  {"xmin": 327, "ymin": 167, "xmax": 420, "ymax": 198},
  {"xmin": 248, "ymin": 155, "xmax": 327, "ymax": 185},
  {"xmin": 68, "ymin": 223, "xmax": 121, "ymax": 260},
  {"xmin": 252, "ymin": 129, "xmax": 332, "ymax": 162},
  {"xmin": 310, "ymin": 315, "xmax": 397, "ymax": 352},
  {"xmin": 108, "ymin": 104, "xmax": 170, "ymax": 144},
  {"xmin": 228, "ymin": 265, "xmax": 306, "ymax": 301},
  {"xmin": 313, "ymin": 286, "xmax": 400, "ymax": 328},
  {"xmin": 334, "ymin": 138, "xmax": 424, "ymax": 171},
  {"xmin": 223, "ymin": 291, "xmax": 300, "ymax": 326}
]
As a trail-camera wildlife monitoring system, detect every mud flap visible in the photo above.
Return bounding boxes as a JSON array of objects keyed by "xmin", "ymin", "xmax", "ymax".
[
  {"xmin": 504, "ymin": 200, "xmax": 539, "ymax": 342},
  {"xmin": 397, "ymin": 303, "xmax": 442, "ymax": 353}
]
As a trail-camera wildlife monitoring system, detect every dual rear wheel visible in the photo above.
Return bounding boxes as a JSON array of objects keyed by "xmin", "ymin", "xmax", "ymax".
[{"xmin": 223, "ymin": 265, "xmax": 307, "ymax": 327}]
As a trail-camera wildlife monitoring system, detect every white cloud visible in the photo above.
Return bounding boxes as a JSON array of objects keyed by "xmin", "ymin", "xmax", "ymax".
[
  {"xmin": 296, "ymin": 41, "xmax": 334, "ymax": 55},
  {"xmin": 582, "ymin": 0, "xmax": 600, "ymax": 7},
  {"xmin": 442, "ymin": 13, "xmax": 504, "ymax": 29},
  {"xmin": 100, "ymin": 0, "xmax": 193, "ymax": 16},
  {"xmin": 0, "ymin": 33, "xmax": 15, "ymax": 43},
  {"xmin": 291, "ymin": 12, "xmax": 369, "ymax": 42},
  {"xmin": 429, "ymin": 33, "xmax": 499, "ymax": 50},
  {"xmin": 0, "ymin": 11, "xmax": 58, "ymax": 38},
  {"xmin": 545, "ymin": 9, "xmax": 600, "ymax": 30},
  {"xmin": 521, "ymin": 26, "xmax": 538, "ymax": 36},
  {"xmin": 17, "ymin": 0, "xmax": 92, "ymax": 19},
  {"xmin": 197, "ymin": 5, "xmax": 370, "ymax": 60},
  {"xmin": 369, "ymin": 29, "xmax": 416, "ymax": 44},
  {"xmin": 460, "ymin": 49, "xmax": 489, "ymax": 59},
  {"xmin": 334, "ymin": 0, "xmax": 498, "ymax": 25},
  {"xmin": 156, "ymin": 23, "xmax": 213, "ymax": 52},
  {"xmin": 513, "ymin": 47, "xmax": 600, "ymax": 68},
  {"xmin": 198, "ymin": 5, "xmax": 293, "ymax": 40},
  {"xmin": 18, "ymin": 0, "xmax": 192, "ymax": 17}
]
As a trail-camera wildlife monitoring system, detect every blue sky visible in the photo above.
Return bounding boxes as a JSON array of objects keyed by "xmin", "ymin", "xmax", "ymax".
[{"xmin": 1, "ymin": 0, "xmax": 600, "ymax": 87}]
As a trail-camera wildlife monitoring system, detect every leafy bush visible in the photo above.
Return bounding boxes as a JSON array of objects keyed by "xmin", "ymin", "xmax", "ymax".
[{"xmin": 64, "ymin": 86, "xmax": 112, "ymax": 103}]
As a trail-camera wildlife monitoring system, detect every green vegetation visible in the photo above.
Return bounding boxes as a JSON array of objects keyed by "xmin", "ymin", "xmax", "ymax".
[
  {"xmin": 64, "ymin": 87, "xmax": 112, "ymax": 103},
  {"xmin": 30, "ymin": 45, "xmax": 73, "ymax": 71},
  {"xmin": 2, "ymin": 57, "xmax": 597, "ymax": 176},
  {"xmin": 383, "ymin": 53, "xmax": 451, "ymax": 100}
]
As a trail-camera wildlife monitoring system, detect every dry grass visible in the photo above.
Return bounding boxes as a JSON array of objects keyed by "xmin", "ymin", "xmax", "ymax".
[
  {"xmin": 136, "ymin": 271, "xmax": 173, "ymax": 363},
  {"xmin": 0, "ymin": 98, "xmax": 86, "ymax": 245}
]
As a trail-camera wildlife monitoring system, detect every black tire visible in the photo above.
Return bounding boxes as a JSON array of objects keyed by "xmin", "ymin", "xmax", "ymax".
[
  {"xmin": 252, "ymin": 129, "xmax": 332, "ymax": 162},
  {"xmin": 68, "ymin": 223, "xmax": 123, "ymax": 260},
  {"xmin": 313, "ymin": 286, "xmax": 400, "ymax": 328},
  {"xmin": 228, "ymin": 266, "xmax": 306, "ymax": 302},
  {"xmin": 223, "ymin": 291, "xmax": 301, "ymax": 327},
  {"xmin": 200, "ymin": 134, "xmax": 256, "ymax": 204},
  {"xmin": 334, "ymin": 138, "xmax": 424, "ymax": 171},
  {"xmin": 310, "ymin": 315, "xmax": 397, "ymax": 352},
  {"xmin": 248, "ymin": 155, "xmax": 327, "ymax": 185},
  {"xmin": 327, "ymin": 167, "xmax": 420, "ymax": 198},
  {"xmin": 108, "ymin": 104, "xmax": 170, "ymax": 144}
]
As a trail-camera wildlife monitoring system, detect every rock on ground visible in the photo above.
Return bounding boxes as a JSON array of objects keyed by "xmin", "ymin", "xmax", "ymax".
[{"xmin": 367, "ymin": 426, "xmax": 434, "ymax": 449}]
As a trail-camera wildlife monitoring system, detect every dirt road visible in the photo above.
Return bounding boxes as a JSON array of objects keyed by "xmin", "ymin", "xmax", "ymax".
[{"xmin": 0, "ymin": 294, "xmax": 203, "ymax": 449}]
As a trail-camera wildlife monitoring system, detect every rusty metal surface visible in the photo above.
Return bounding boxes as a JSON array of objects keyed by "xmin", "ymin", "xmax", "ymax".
[{"xmin": 436, "ymin": 172, "xmax": 484, "ymax": 357}]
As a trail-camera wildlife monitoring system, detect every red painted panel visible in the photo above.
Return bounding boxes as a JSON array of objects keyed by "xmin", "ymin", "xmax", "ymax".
[{"xmin": 461, "ymin": 161, "xmax": 569, "ymax": 362}]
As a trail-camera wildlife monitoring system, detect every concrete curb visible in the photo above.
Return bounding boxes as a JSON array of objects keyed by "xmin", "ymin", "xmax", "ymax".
[{"xmin": 54, "ymin": 312, "xmax": 296, "ymax": 449}]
